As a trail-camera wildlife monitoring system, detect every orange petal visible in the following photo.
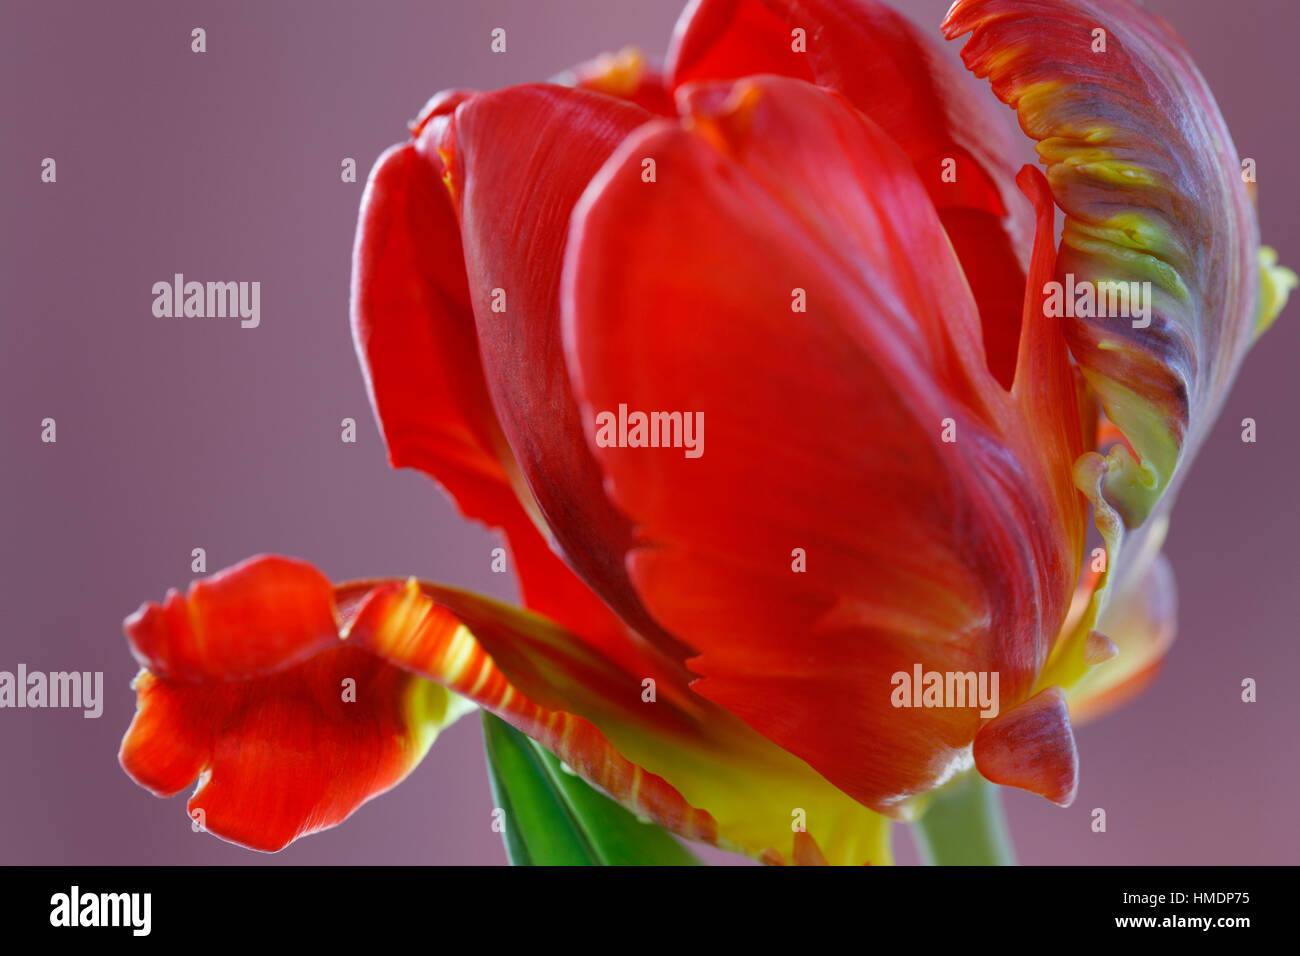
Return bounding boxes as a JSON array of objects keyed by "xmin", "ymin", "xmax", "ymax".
[
  {"xmin": 121, "ymin": 652, "xmax": 465, "ymax": 852},
  {"xmin": 124, "ymin": 555, "xmax": 338, "ymax": 682},
  {"xmin": 122, "ymin": 556, "xmax": 891, "ymax": 864}
]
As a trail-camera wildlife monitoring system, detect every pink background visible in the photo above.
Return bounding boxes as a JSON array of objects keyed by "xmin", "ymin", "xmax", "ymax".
[{"xmin": 1, "ymin": 0, "xmax": 1296, "ymax": 864}]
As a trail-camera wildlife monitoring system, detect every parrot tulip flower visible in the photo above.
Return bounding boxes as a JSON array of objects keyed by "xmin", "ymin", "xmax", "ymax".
[{"xmin": 120, "ymin": 0, "xmax": 1293, "ymax": 865}]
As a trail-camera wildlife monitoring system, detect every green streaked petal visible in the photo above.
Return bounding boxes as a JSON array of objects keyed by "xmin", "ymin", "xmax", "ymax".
[{"xmin": 945, "ymin": 0, "xmax": 1275, "ymax": 533}]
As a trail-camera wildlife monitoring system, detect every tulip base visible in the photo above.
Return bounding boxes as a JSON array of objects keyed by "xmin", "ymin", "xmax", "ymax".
[{"xmin": 912, "ymin": 772, "xmax": 1016, "ymax": 866}]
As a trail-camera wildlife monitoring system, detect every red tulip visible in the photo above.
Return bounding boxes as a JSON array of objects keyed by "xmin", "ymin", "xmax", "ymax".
[{"xmin": 120, "ymin": 0, "xmax": 1293, "ymax": 864}]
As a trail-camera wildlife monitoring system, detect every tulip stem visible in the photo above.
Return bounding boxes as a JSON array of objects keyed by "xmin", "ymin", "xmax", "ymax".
[{"xmin": 912, "ymin": 772, "xmax": 1016, "ymax": 866}]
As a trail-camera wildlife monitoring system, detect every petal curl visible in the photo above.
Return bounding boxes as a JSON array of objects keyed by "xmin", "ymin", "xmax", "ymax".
[
  {"xmin": 120, "ymin": 558, "xmax": 471, "ymax": 852},
  {"xmin": 945, "ymin": 0, "xmax": 1262, "ymax": 529},
  {"xmin": 973, "ymin": 686, "xmax": 1078, "ymax": 806},
  {"xmin": 122, "ymin": 556, "xmax": 891, "ymax": 864}
]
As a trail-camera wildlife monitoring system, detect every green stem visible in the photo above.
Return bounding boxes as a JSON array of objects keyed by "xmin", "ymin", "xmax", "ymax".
[{"xmin": 912, "ymin": 772, "xmax": 1016, "ymax": 866}]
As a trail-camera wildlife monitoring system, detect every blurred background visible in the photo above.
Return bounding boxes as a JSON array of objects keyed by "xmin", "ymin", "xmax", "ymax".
[{"xmin": 1, "ymin": 0, "xmax": 1295, "ymax": 865}]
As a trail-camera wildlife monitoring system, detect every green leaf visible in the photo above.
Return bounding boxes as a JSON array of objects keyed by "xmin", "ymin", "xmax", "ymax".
[{"xmin": 481, "ymin": 712, "xmax": 702, "ymax": 866}]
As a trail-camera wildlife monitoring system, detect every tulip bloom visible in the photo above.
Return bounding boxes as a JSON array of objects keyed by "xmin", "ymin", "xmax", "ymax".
[{"xmin": 120, "ymin": 0, "xmax": 1293, "ymax": 864}]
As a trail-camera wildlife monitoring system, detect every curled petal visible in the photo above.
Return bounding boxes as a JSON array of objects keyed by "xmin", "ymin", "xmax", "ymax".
[
  {"xmin": 121, "ymin": 659, "xmax": 466, "ymax": 853},
  {"xmin": 945, "ymin": 0, "xmax": 1262, "ymax": 529},
  {"xmin": 122, "ymin": 556, "xmax": 891, "ymax": 864},
  {"xmin": 125, "ymin": 555, "xmax": 339, "ymax": 682},
  {"xmin": 351, "ymin": 115, "xmax": 519, "ymax": 513},
  {"xmin": 120, "ymin": 558, "xmax": 471, "ymax": 852}
]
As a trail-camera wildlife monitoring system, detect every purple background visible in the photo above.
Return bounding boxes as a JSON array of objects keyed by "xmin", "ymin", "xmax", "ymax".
[{"xmin": 1, "ymin": 0, "xmax": 1296, "ymax": 865}]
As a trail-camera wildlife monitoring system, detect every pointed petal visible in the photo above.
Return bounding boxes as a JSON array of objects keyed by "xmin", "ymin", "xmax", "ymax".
[
  {"xmin": 123, "ymin": 556, "xmax": 891, "ymax": 864},
  {"xmin": 945, "ymin": 0, "xmax": 1261, "ymax": 529},
  {"xmin": 974, "ymin": 686, "xmax": 1079, "ymax": 806},
  {"xmin": 563, "ymin": 76, "xmax": 1083, "ymax": 814},
  {"xmin": 668, "ymin": 0, "xmax": 1036, "ymax": 385}
]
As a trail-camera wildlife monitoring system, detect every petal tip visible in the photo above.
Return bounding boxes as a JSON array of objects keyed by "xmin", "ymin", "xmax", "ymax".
[{"xmin": 974, "ymin": 686, "xmax": 1079, "ymax": 806}]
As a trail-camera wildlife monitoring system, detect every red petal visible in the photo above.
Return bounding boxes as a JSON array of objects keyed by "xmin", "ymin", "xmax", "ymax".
[
  {"xmin": 350, "ymin": 577, "xmax": 892, "ymax": 865},
  {"xmin": 668, "ymin": 0, "xmax": 815, "ymax": 89},
  {"xmin": 121, "ymin": 652, "xmax": 458, "ymax": 853},
  {"xmin": 125, "ymin": 555, "xmax": 339, "ymax": 682},
  {"xmin": 438, "ymin": 84, "xmax": 688, "ymax": 657},
  {"xmin": 667, "ymin": 0, "xmax": 1035, "ymax": 386},
  {"xmin": 351, "ymin": 120, "xmax": 522, "ymax": 525},
  {"xmin": 563, "ymin": 76, "xmax": 1083, "ymax": 814},
  {"xmin": 351, "ymin": 100, "xmax": 681, "ymax": 671},
  {"xmin": 120, "ymin": 556, "xmax": 468, "ymax": 851}
]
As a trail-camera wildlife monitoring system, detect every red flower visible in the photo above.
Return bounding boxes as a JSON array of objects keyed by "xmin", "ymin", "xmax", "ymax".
[{"xmin": 121, "ymin": 0, "xmax": 1291, "ymax": 864}]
